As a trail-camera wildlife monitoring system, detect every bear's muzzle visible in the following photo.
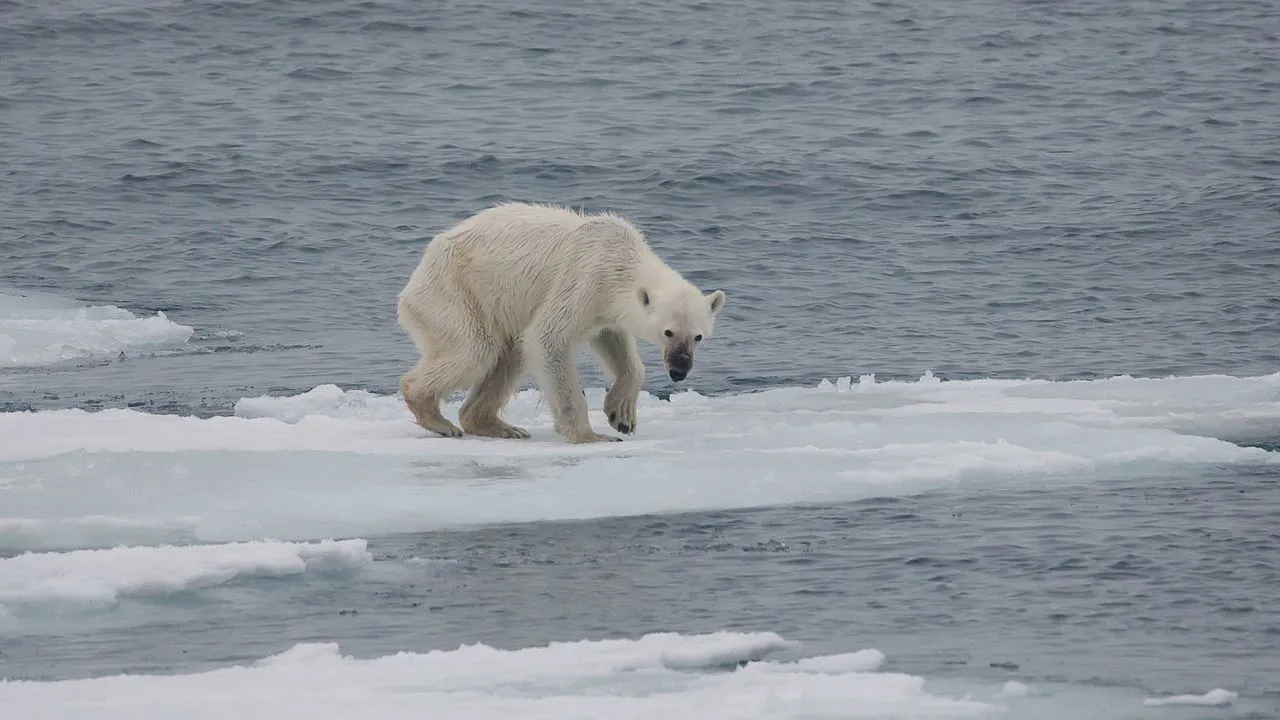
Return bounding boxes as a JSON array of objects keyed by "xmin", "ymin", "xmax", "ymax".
[{"xmin": 667, "ymin": 350, "xmax": 692, "ymax": 382}]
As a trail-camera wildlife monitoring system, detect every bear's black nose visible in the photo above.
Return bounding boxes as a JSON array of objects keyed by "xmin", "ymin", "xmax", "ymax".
[{"xmin": 669, "ymin": 368, "xmax": 687, "ymax": 382}]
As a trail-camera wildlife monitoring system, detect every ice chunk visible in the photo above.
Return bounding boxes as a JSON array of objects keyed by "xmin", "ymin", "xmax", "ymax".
[
  {"xmin": 0, "ymin": 290, "xmax": 193, "ymax": 368},
  {"xmin": 0, "ymin": 633, "xmax": 1004, "ymax": 719},
  {"xmin": 652, "ymin": 631, "xmax": 801, "ymax": 670},
  {"xmin": 235, "ymin": 384, "xmax": 393, "ymax": 424},
  {"xmin": 776, "ymin": 649, "xmax": 886, "ymax": 674},
  {"xmin": 1143, "ymin": 688, "xmax": 1238, "ymax": 706},
  {"xmin": 1000, "ymin": 680, "xmax": 1031, "ymax": 697},
  {"xmin": 0, "ymin": 539, "xmax": 370, "ymax": 612}
]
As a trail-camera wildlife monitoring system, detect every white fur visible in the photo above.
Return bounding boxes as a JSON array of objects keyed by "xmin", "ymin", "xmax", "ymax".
[{"xmin": 396, "ymin": 202, "xmax": 727, "ymax": 443}]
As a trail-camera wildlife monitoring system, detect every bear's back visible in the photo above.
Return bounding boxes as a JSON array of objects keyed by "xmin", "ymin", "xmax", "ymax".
[{"xmin": 437, "ymin": 203, "xmax": 644, "ymax": 269}]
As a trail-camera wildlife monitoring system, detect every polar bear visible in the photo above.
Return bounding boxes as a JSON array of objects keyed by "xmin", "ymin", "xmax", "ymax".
[{"xmin": 396, "ymin": 202, "xmax": 726, "ymax": 444}]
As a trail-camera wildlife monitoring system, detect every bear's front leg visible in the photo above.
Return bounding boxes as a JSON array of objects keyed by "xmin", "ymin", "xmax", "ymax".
[
  {"xmin": 525, "ymin": 329, "xmax": 621, "ymax": 444},
  {"xmin": 603, "ymin": 386, "xmax": 639, "ymax": 435},
  {"xmin": 591, "ymin": 328, "xmax": 642, "ymax": 434}
]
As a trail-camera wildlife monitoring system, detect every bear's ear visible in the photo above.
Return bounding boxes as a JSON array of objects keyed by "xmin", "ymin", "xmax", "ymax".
[
  {"xmin": 638, "ymin": 288, "xmax": 651, "ymax": 309},
  {"xmin": 706, "ymin": 289, "xmax": 726, "ymax": 314}
]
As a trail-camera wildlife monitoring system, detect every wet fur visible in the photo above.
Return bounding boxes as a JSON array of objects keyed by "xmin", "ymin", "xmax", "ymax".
[{"xmin": 396, "ymin": 203, "xmax": 725, "ymax": 443}]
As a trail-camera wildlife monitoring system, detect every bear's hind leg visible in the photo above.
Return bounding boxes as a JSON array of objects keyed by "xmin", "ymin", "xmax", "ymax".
[
  {"xmin": 590, "ymin": 328, "xmax": 643, "ymax": 435},
  {"xmin": 401, "ymin": 341, "xmax": 498, "ymax": 438},
  {"xmin": 400, "ymin": 358, "xmax": 463, "ymax": 438},
  {"xmin": 459, "ymin": 343, "xmax": 530, "ymax": 439}
]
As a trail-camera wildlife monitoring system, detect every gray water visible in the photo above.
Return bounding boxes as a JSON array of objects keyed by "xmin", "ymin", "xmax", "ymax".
[
  {"xmin": 5, "ymin": 470, "xmax": 1279, "ymax": 700},
  {"xmin": 3, "ymin": 0, "xmax": 1280, "ymax": 714},
  {"xmin": 5, "ymin": 0, "xmax": 1279, "ymax": 413}
]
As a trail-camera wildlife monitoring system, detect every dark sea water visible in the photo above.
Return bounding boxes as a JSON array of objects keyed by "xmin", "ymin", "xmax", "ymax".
[
  {"xmin": 3, "ymin": 0, "xmax": 1280, "ymax": 716},
  {"xmin": 6, "ymin": 469, "xmax": 1280, "ymax": 699},
  {"xmin": 5, "ymin": 0, "xmax": 1279, "ymax": 413}
]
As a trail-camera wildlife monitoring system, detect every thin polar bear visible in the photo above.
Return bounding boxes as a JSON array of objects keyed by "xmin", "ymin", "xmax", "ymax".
[{"xmin": 396, "ymin": 202, "xmax": 727, "ymax": 444}]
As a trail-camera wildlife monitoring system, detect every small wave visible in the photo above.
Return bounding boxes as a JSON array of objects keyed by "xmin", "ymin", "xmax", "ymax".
[
  {"xmin": 302, "ymin": 158, "xmax": 412, "ymax": 176},
  {"xmin": 122, "ymin": 170, "xmax": 184, "ymax": 182},
  {"xmin": 727, "ymin": 81, "xmax": 811, "ymax": 99},
  {"xmin": 876, "ymin": 188, "xmax": 962, "ymax": 205},
  {"xmin": 360, "ymin": 20, "xmax": 430, "ymax": 32},
  {"xmin": 974, "ymin": 31, "xmax": 1039, "ymax": 49},
  {"xmin": 287, "ymin": 67, "xmax": 355, "ymax": 81},
  {"xmin": 440, "ymin": 153, "xmax": 500, "ymax": 171},
  {"xmin": 4, "ymin": 15, "xmax": 161, "ymax": 43},
  {"xmin": 441, "ymin": 81, "xmax": 488, "ymax": 91}
]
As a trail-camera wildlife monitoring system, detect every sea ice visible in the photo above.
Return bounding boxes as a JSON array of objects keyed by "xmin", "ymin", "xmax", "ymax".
[
  {"xmin": 1143, "ymin": 688, "xmax": 1238, "ymax": 706},
  {"xmin": 0, "ymin": 538, "xmax": 369, "ymax": 612},
  {"xmin": 1000, "ymin": 680, "xmax": 1031, "ymax": 697},
  {"xmin": 0, "ymin": 632, "xmax": 1006, "ymax": 720},
  {"xmin": 0, "ymin": 290, "xmax": 193, "ymax": 368},
  {"xmin": 1, "ymin": 372, "xmax": 1276, "ymax": 550}
]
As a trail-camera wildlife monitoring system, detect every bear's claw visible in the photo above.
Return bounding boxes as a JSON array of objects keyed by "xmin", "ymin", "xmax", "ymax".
[
  {"xmin": 426, "ymin": 422, "xmax": 463, "ymax": 438},
  {"xmin": 603, "ymin": 391, "xmax": 638, "ymax": 435},
  {"xmin": 607, "ymin": 409, "xmax": 634, "ymax": 434}
]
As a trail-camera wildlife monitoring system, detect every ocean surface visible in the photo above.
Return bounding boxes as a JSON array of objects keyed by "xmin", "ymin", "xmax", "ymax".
[{"xmin": 2, "ymin": 0, "xmax": 1279, "ymax": 717}]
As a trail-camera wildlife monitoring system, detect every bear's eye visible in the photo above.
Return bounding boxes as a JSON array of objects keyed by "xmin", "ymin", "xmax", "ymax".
[
  {"xmin": 694, "ymin": 334, "xmax": 703, "ymax": 342},
  {"xmin": 664, "ymin": 330, "xmax": 673, "ymax": 338}
]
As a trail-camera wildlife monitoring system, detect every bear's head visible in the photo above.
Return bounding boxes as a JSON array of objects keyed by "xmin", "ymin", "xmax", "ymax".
[{"xmin": 636, "ymin": 286, "xmax": 726, "ymax": 382}]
